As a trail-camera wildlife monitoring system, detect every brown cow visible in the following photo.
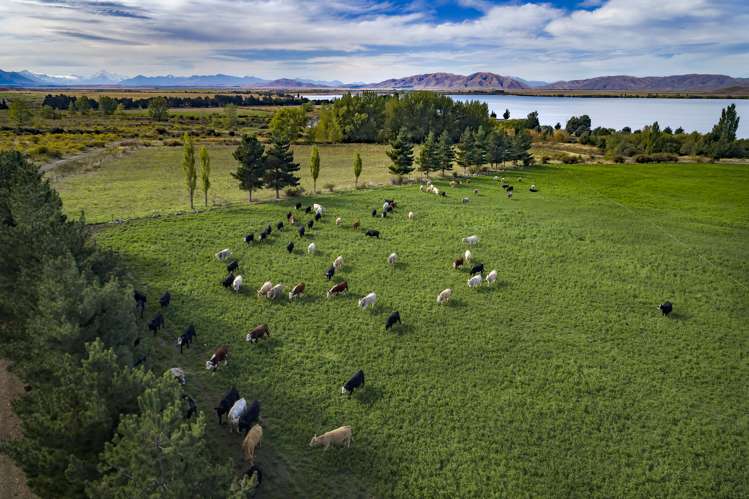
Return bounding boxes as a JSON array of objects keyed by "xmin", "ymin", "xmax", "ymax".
[
  {"xmin": 309, "ymin": 426, "xmax": 353, "ymax": 450},
  {"xmin": 452, "ymin": 257, "xmax": 464, "ymax": 269},
  {"xmin": 327, "ymin": 281, "xmax": 348, "ymax": 298},
  {"xmin": 242, "ymin": 424, "xmax": 263, "ymax": 464},
  {"xmin": 205, "ymin": 345, "xmax": 229, "ymax": 371},
  {"xmin": 352, "ymin": 220, "xmax": 360, "ymax": 231},
  {"xmin": 288, "ymin": 282, "xmax": 305, "ymax": 300},
  {"xmin": 246, "ymin": 324, "xmax": 270, "ymax": 343}
]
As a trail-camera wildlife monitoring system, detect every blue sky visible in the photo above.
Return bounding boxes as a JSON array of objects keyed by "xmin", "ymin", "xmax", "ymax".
[{"xmin": 0, "ymin": 0, "xmax": 747, "ymax": 82}]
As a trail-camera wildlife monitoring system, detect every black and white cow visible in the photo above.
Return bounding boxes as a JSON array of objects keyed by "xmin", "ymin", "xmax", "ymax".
[
  {"xmin": 226, "ymin": 260, "xmax": 239, "ymax": 273},
  {"xmin": 659, "ymin": 301, "xmax": 673, "ymax": 316},
  {"xmin": 222, "ymin": 272, "xmax": 235, "ymax": 288},
  {"xmin": 238, "ymin": 399, "xmax": 261, "ymax": 434},
  {"xmin": 341, "ymin": 369, "xmax": 365, "ymax": 395},
  {"xmin": 365, "ymin": 229, "xmax": 380, "ymax": 238},
  {"xmin": 177, "ymin": 324, "xmax": 197, "ymax": 353},
  {"xmin": 244, "ymin": 233, "xmax": 255, "ymax": 244},
  {"xmin": 469, "ymin": 263, "xmax": 485, "ymax": 276}
]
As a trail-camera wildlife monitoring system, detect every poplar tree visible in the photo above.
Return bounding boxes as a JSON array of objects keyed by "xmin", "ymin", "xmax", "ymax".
[
  {"xmin": 199, "ymin": 146, "xmax": 210, "ymax": 207},
  {"xmin": 181, "ymin": 133, "xmax": 197, "ymax": 209},
  {"xmin": 309, "ymin": 145, "xmax": 320, "ymax": 193},
  {"xmin": 353, "ymin": 152, "xmax": 363, "ymax": 187}
]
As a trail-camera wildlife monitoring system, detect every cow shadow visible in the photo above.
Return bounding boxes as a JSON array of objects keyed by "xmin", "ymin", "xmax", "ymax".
[
  {"xmin": 390, "ymin": 323, "xmax": 414, "ymax": 336},
  {"xmin": 445, "ymin": 297, "xmax": 467, "ymax": 309},
  {"xmin": 353, "ymin": 385, "xmax": 384, "ymax": 406},
  {"xmin": 668, "ymin": 311, "xmax": 690, "ymax": 321}
]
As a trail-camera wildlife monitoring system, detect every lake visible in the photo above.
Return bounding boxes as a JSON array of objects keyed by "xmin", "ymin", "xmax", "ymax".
[{"xmin": 302, "ymin": 94, "xmax": 749, "ymax": 138}]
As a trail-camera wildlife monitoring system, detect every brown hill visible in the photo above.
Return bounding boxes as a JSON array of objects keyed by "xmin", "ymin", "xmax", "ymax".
[
  {"xmin": 543, "ymin": 74, "xmax": 749, "ymax": 91},
  {"xmin": 366, "ymin": 72, "xmax": 529, "ymax": 90}
]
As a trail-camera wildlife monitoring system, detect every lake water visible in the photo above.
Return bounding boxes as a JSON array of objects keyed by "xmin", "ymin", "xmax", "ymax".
[{"xmin": 302, "ymin": 94, "xmax": 749, "ymax": 138}]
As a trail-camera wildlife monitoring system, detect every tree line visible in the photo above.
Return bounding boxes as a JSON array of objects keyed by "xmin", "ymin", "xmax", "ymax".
[
  {"xmin": 41, "ymin": 93, "xmax": 309, "ymax": 111},
  {"xmin": 0, "ymin": 151, "xmax": 255, "ymax": 497}
]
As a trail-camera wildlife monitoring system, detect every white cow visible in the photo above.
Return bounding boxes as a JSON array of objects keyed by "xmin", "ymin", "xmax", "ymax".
[
  {"xmin": 407, "ymin": 211, "xmax": 414, "ymax": 220},
  {"xmin": 387, "ymin": 253, "xmax": 397, "ymax": 265},
  {"xmin": 228, "ymin": 398, "xmax": 248, "ymax": 433},
  {"xmin": 307, "ymin": 242, "xmax": 317, "ymax": 254},
  {"xmin": 462, "ymin": 235, "xmax": 479, "ymax": 245},
  {"xmin": 215, "ymin": 248, "xmax": 232, "ymax": 261},
  {"xmin": 266, "ymin": 284, "xmax": 284, "ymax": 300},
  {"xmin": 464, "ymin": 250, "xmax": 472, "ymax": 263},
  {"xmin": 232, "ymin": 275, "xmax": 243, "ymax": 292},
  {"xmin": 257, "ymin": 281, "xmax": 272, "ymax": 297},
  {"xmin": 358, "ymin": 292, "xmax": 377, "ymax": 309},
  {"xmin": 462, "ymin": 197, "xmax": 470, "ymax": 204},
  {"xmin": 467, "ymin": 275, "xmax": 482, "ymax": 288},
  {"xmin": 437, "ymin": 288, "xmax": 452, "ymax": 304},
  {"xmin": 313, "ymin": 203, "xmax": 325, "ymax": 215},
  {"xmin": 333, "ymin": 256, "xmax": 344, "ymax": 271},
  {"xmin": 485, "ymin": 270, "xmax": 497, "ymax": 285},
  {"xmin": 169, "ymin": 367, "xmax": 186, "ymax": 385},
  {"xmin": 335, "ymin": 217, "xmax": 342, "ymax": 225}
]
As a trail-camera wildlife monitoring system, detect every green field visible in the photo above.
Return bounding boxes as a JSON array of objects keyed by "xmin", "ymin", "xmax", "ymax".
[{"xmin": 91, "ymin": 163, "xmax": 749, "ymax": 498}]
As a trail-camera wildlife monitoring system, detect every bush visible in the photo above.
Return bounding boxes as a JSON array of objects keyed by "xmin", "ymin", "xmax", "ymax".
[
  {"xmin": 284, "ymin": 186, "xmax": 305, "ymax": 197},
  {"xmin": 561, "ymin": 155, "xmax": 581, "ymax": 164},
  {"xmin": 541, "ymin": 155, "xmax": 551, "ymax": 164},
  {"xmin": 613, "ymin": 155, "xmax": 625, "ymax": 163},
  {"xmin": 323, "ymin": 182, "xmax": 336, "ymax": 192},
  {"xmin": 634, "ymin": 153, "xmax": 679, "ymax": 163}
]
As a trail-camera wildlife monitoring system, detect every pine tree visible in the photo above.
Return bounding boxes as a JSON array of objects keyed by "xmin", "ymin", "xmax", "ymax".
[
  {"xmin": 353, "ymin": 152, "xmax": 363, "ymax": 187},
  {"xmin": 199, "ymin": 146, "xmax": 210, "ymax": 207},
  {"xmin": 487, "ymin": 130, "xmax": 510, "ymax": 167},
  {"xmin": 181, "ymin": 133, "xmax": 197, "ymax": 209},
  {"xmin": 510, "ymin": 130, "xmax": 533, "ymax": 165},
  {"xmin": 456, "ymin": 127, "xmax": 475, "ymax": 174},
  {"xmin": 386, "ymin": 128, "xmax": 414, "ymax": 176},
  {"xmin": 417, "ymin": 131, "xmax": 439, "ymax": 177},
  {"xmin": 309, "ymin": 145, "xmax": 320, "ymax": 193},
  {"xmin": 231, "ymin": 135, "xmax": 266, "ymax": 202},
  {"xmin": 473, "ymin": 126, "xmax": 488, "ymax": 169},
  {"xmin": 264, "ymin": 132, "xmax": 300, "ymax": 199},
  {"xmin": 436, "ymin": 130, "xmax": 453, "ymax": 176}
]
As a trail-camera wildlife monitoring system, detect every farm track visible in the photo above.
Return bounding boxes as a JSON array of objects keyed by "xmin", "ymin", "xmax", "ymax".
[{"xmin": 0, "ymin": 360, "xmax": 36, "ymax": 499}]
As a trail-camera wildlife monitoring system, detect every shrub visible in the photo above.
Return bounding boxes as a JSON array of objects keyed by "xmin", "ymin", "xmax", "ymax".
[
  {"xmin": 634, "ymin": 153, "xmax": 679, "ymax": 163},
  {"xmin": 561, "ymin": 155, "xmax": 581, "ymax": 164},
  {"xmin": 613, "ymin": 155, "xmax": 625, "ymax": 163},
  {"xmin": 284, "ymin": 186, "xmax": 305, "ymax": 197},
  {"xmin": 541, "ymin": 155, "xmax": 551, "ymax": 164}
]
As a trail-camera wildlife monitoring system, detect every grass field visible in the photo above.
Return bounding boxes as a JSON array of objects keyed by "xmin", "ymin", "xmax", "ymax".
[{"xmin": 91, "ymin": 163, "xmax": 749, "ymax": 498}]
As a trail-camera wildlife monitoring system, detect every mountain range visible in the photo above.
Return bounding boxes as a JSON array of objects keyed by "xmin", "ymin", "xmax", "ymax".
[{"xmin": 2, "ymin": 69, "xmax": 748, "ymax": 92}]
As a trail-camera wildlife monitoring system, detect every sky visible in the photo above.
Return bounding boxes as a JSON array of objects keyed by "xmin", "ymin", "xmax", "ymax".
[{"xmin": 1, "ymin": 0, "xmax": 747, "ymax": 82}]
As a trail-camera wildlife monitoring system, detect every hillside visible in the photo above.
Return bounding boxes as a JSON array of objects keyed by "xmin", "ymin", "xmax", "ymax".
[
  {"xmin": 544, "ymin": 74, "xmax": 749, "ymax": 91},
  {"xmin": 365, "ymin": 72, "xmax": 529, "ymax": 90}
]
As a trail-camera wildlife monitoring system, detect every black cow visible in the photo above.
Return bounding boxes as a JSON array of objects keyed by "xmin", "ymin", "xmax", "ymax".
[
  {"xmin": 277, "ymin": 221, "xmax": 284, "ymax": 231},
  {"xmin": 385, "ymin": 311, "xmax": 401, "ymax": 330},
  {"xmin": 133, "ymin": 354, "xmax": 147, "ymax": 368},
  {"xmin": 177, "ymin": 324, "xmax": 197, "ymax": 353},
  {"xmin": 315, "ymin": 212, "xmax": 322, "ymax": 221},
  {"xmin": 470, "ymin": 263, "xmax": 485, "ymax": 276},
  {"xmin": 183, "ymin": 394, "xmax": 197, "ymax": 419},
  {"xmin": 243, "ymin": 465, "xmax": 262, "ymax": 488},
  {"xmin": 659, "ymin": 301, "xmax": 673, "ymax": 316},
  {"xmin": 365, "ymin": 229, "xmax": 380, "ymax": 238},
  {"xmin": 381, "ymin": 211, "xmax": 387, "ymax": 218},
  {"xmin": 133, "ymin": 337, "xmax": 141, "ymax": 348},
  {"xmin": 215, "ymin": 387, "xmax": 240, "ymax": 425},
  {"xmin": 222, "ymin": 272, "xmax": 235, "ymax": 288},
  {"xmin": 148, "ymin": 312, "xmax": 164, "ymax": 335},
  {"xmin": 305, "ymin": 206, "xmax": 312, "ymax": 214},
  {"xmin": 298, "ymin": 226, "xmax": 306, "ymax": 238},
  {"xmin": 259, "ymin": 231, "xmax": 268, "ymax": 242},
  {"xmin": 371, "ymin": 208, "xmax": 377, "ymax": 217},
  {"xmin": 295, "ymin": 202, "xmax": 302, "ymax": 210},
  {"xmin": 134, "ymin": 290, "xmax": 147, "ymax": 318},
  {"xmin": 287, "ymin": 242, "xmax": 294, "ymax": 253},
  {"xmin": 507, "ymin": 185, "xmax": 514, "ymax": 192},
  {"xmin": 238, "ymin": 399, "xmax": 261, "ymax": 434},
  {"xmin": 244, "ymin": 233, "xmax": 254, "ymax": 244},
  {"xmin": 307, "ymin": 219, "xmax": 314, "ymax": 229},
  {"xmin": 286, "ymin": 211, "xmax": 293, "ymax": 220},
  {"xmin": 440, "ymin": 191, "xmax": 447, "ymax": 197},
  {"xmin": 341, "ymin": 369, "xmax": 365, "ymax": 395},
  {"xmin": 325, "ymin": 265, "xmax": 335, "ymax": 280},
  {"xmin": 159, "ymin": 291, "xmax": 171, "ymax": 308},
  {"xmin": 227, "ymin": 260, "xmax": 239, "ymax": 273}
]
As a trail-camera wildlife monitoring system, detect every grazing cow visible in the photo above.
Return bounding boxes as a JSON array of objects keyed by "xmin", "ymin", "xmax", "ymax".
[
  {"xmin": 307, "ymin": 219, "xmax": 314, "ymax": 230},
  {"xmin": 437, "ymin": 288, "xmax": 452, "ymax": 304},
  {"xmin": 257, "ymin": 281, "xmax": 273, "ymax": 297},
  {"xmin": 242, "ymin": 424, "xmax": 263, "ymax": 463},
  {"xmin": 462, "ymin": 197, "xmax": 470, "ymax": 204},
  {"xmin": 313, "ymin": 203, "xmax": 324, "ymax": 214},
  {"xmin": 159, "ymin": 291, "xmax": 170, "ymax": 309},
  {"xmin": 452, "ymin": 257, "xmax": 464, "ymax": 269},
  {"xmin": 467, "ymin": 275, "xmax": 482, "ymax": 288},
  {"xmin": 336, "ymin": 217, "xmax": 342, "ymax": 225},
  {"xmin": 518, "ymin": 177, "xmax": 523, "ymax": 182},
  {"xmin": 440, "ymin": 191, "xmax": 447, "ymax": 197},
  {"xmin": 295, "ymin": 202, "xmax": 302, "ymax": 210},
  {"xmin": 238, "ymin": 400, "xmax": 261, "ymax": 434},
  {"xmin": 286, "ymin": 211, "xmax": 293, "ymax": 221},
  {"xmin": 169, "ymin": 367, "xmax": 186, "ymax": 385},
  {"xmin": 216, "ymin": 248, "xmax": 232, "ymax": 261},
  {"xmin": 222, "ymin": 272, "xmax": 235, "ymax": 288},
  {"xmin": 315, "ymin": 212, "xmax": 322, "ymax": 221},
  {"xmin": 183, "ymin": 394, "xmax": 197, "ymax": 419},
  {"xmin": 529, "ymin": 184, "xmax": 538, "ymax": 192},
  {"xmin": 266, "ymin": 284, "xmax": 284, "ymax": 300},
  {"xmin": 387, "ymin": 253, "xmax": 397, "ymax": 265},
  {"xmin": 244, "ymin": 233, "xmax": 254, "ymax": 244},
  {"xmin": 305, "ymin": 206, "xmax": 312, "ymax": 214},
  {"xmin": 134, "ymin": 290, "xmax": 147, "ymax": 318},
  {"xmin": 486, "ymin": 270, "xmax": 497, "ymax": 285},
  {"xmin": 276, "ymin": 221, "xmax": 284, "ymax": 231},
  {"xmin": 470, "ymin": 263, "xmax": 485, "ymax": 276},
  {"xmin": 266, "ymin": 224, "xmax": 272, "ymax": 235},
  {"xmin": 206, "ymin": 345, "xmax": 229, "ymax": 371},
  {"xmin": 385, "ymin": 311, "xmax": 401, "ymax": 330},
  {"xmin": 333, "ymin": 256, "xmax": 344, "ymax": 271},
  {"xmin": 327, "ymin": 281, "xmax": 348, "ymax": 298},
  {"xmin": 246, "ymin": 324, "xmax": 271, "ymax": 343},
  {"xmin": 308, "ymin": 242, "xmax": 317, "ymax": 254},
  {"xmin": 148, "ymin": 312, "xmax": 164, "ymax": 335},
  {"xmin": 325, "ymin": 265, "xmax": 335, "ymax": 280},
  {"xmin": 381, "ymin": 211, "xmax": 387, "ymax": 218},
  {"xmin": 310, "ymin": 426, "xmax": 353, "ymax": 450},
  {"xmin": 408, "ymin": 211, "xmax": 414, "ymax": 220},
  {"xmin": 419, "ymin": 185, "xmax": 425, "ymax": 192},
  {"xmin": 242, "ymin": 466, "xmax": 262, "ymax": 488},
  {"xmin": 215, "ymin": 387, "xmax": 240, "ymax": 424},
  {"xmin": 352, "ymin": 220, "xmax": 360, "ymax": 231},
  {"xmin": 365, "ymin": 229, "xmax": 380, "ymax": 239},
  {"xmin": 228, "ymin": 398, "xmax": 248, "ymax": 433},
  {"xmin": 659, "ymin": 301, "xmax": 673, "ymax": 316},
  {"xmin": 298, "ymin": 226, "xmax": 306, "ymax": 238},
  {"xmin": 358, "ymin": 292, "xmax": 377, "ymax": 309},
  {"xmin": 464, "ymin": 250, "xmax": 472, "ymax": 263},
  {"xmin": 462, "ymin": 235, "xmax": 479, "ymax": 245},
  {"xmin": 289, "ymin": 282, "xmax": 305, "ymax": 300},
  {"xmin": 232, "ymin": 275, "xmax": 244, "ymax": 292},
  {"xmin": 507, "ymin": 190, "xmax": 513, "ymax": 199},
  {"xmin": 341, "ymin": 370, "xmax": 364, "ymax": 395},
  {"xmin": 371, "ymin": 208, "xmax": 377, "ymax": 217},
  {"xmin": 177, "ymin": 324, "xmax": 197, "ymax": 353},
  {"xmin": 287, "ymin": 241, "xmax": 294, "ymax": 253},
  {"xmin": 474, "ymin": 189, "xmax": 479, "ymax": 194},
  {"xmin": 259, "ymin": 231, "xmax": 268, "ymax": 242},
  {"xmin": 227, "ymin": 260, "xmax": 239, "ymax": 273},
  {"xmin": 507, "ymin": 185, "xmax": 514, "ymax": 192},
  {"xmin": 502, "ymin": 183, "xmax": 509, "ymax": 190}
]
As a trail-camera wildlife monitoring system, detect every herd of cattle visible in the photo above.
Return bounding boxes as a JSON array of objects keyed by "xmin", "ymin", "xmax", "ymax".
[{"xmin": 131, "ymin": 175, "xmax": 675, "ymax": 489}]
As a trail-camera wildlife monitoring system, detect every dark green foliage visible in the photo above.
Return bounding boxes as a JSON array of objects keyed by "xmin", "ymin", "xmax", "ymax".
[
  {"xmin": 386, "ymin": 128, "xmax": 415, "ymax": 176},
  {"xmin": 510, "ymin": 130, "xmax": 533, "ymax": 165},
  {"xmin": 232, "ymin": 135, "xmax": 267, "ymax": 202},
  {"xmin": 148, "ymin": 96, "xmax": 169, "ymax": 121},
  {"xmin": 525, "ymin": 111, "xmax": 540, "ymax": 131},
  {"xmin": 98, "ymin": 96, "xmax": 117, "ymax": 116},
  {"xmin": 566, "ymin": 115, "xmax": 592, "ymax": 136},
  {"xmin": 456, "ymin": 127, "xmax": 475, "ymax": 173},
  {"xmin": 436, "ymin": 130, "xmax": 454, "ymax": 175},
  {"xmin": 417, "ymin": 131, "xmax": 439, "ymax": 176},
  {"xmin": 264, "ymin": 133, "xmax": 301, "ymax": 199},
  {"xmin": 487, "ymin": 129, "xmax": 511, "ymax": 167},
  {"xmin": 503, "ymin": 108, "xmax": 510, "ymax": 120}
]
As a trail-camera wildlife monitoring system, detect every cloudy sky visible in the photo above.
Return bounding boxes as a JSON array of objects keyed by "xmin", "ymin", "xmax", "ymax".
[{"xmin": 1, "ymin": 0, "xmax": 747, "ymax": 82}]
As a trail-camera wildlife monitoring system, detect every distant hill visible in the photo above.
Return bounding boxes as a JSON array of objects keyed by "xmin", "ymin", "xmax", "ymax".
[
  {"xmin": 119, "ymin": 74, "xmax": 269, "ymax": 87},
  {"xmin": 364, "ymin": 72, "xmax": 529, "ymax": 90},
  {"xmin": 543, "ymin": 74, "xmax": 749, "ymax": 91},
  {"xmin": 0, "ymin": 69, "xmax": 39, "ymax": 87},
  {"xmin": 18, "ymin": 70, "xmax": 126, "ymax": 86}
]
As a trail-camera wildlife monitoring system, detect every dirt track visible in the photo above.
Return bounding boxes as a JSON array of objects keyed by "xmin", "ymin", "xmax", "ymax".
[{"xmin": 0, "ymin": 360, "xmax": 36, "ymax": 499}]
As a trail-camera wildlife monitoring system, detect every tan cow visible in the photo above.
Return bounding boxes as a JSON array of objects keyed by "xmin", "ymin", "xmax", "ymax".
[
  {"xmin": 309, "ymin": 425, "xmax": 352, "ymax": 450},
  {"xmin": 242, "ymin": 424, "xmax": 263, "ymax": 464}
]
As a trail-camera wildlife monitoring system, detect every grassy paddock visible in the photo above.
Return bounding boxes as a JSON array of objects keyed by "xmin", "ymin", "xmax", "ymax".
[{"xmin": 93, "ymin": 163, "xmax": 749, "ymax": 498}]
